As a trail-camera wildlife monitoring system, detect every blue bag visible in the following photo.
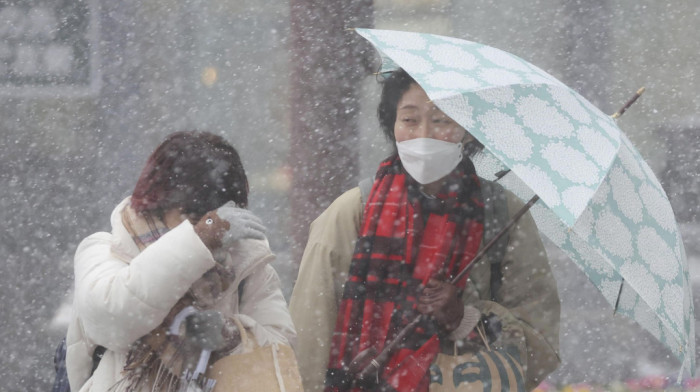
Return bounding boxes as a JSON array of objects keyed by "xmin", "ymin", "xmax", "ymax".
[{"xmin": 52, "ymin": 338, "xmax": 105, "ymax": 392}]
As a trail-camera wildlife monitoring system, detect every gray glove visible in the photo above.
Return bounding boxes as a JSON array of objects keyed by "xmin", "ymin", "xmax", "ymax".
[
  {"xmin": 215, "ymin": 201, "xmax": 267, "ymax": 247},
  {"xmin": 184, "ymin": 309, "xmax": 227, "ymax": 351}
]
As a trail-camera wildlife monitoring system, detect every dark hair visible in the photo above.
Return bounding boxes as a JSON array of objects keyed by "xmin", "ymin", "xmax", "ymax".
[
  {"xmin": 377, "ymin": 68, "xmax": 484, "ymax": 154},
  {"xmin": 377, "ymin": 68, "xmax": 416, "ymax": 142},
  {"xmin": 131, "ymin": 131, "xmax": 248, "ymax": 220}
]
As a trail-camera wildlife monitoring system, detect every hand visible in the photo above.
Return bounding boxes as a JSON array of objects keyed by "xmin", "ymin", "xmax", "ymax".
[
  {"xmin": 194, "ymin": 202, "xmax": 267, "ymax": 250},
  {"xmin": 417, "ymin": 277, "xmax": 464, "ymax": 332},
  {"xmin": 185, "ymin": 309, "xmax": 225, "ymax": 350},
  {"xmin": 216, "ymin": 202, "xmax": 267, "ymax": 247},
  {"xmin": 185, "ymin": 309, "xmax": 240, "ymax": 353}
]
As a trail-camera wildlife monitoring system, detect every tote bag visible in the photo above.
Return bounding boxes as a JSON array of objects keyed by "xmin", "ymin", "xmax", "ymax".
[
  {"xmin": 429, "ymin": 322, "xmax": 524, "ymax": 392},
  {"xmin": 429, "ymin": 347, "xmax": 524, "ymax": 392},
  {"xmin": 206, "ymin": 318, "xmax": 304, "ymax": 392}
]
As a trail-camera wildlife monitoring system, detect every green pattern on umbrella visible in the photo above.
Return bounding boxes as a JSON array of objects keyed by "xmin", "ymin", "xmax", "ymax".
[
  {"xmin": 356, "ymin": 28, "xmax": 695, "ymax": 376},
  {"xmin": 490, "ymin": 134, "xmax": 695, "ymax": 375}
]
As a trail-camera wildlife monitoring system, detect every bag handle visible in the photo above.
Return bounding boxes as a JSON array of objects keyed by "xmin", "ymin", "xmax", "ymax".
[
  {"xmin": 227, "ymin": 316, "xmax": 289, "ymax": 392},
  {"xmin": 230, "ymin": 316, "xmax": 257, "ymax": 352}
]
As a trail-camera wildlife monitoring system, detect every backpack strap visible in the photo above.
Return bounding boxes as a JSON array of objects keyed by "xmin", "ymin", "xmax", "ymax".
[
  {"xmin": 358, "ymin": 176, "xmax": 374, "ymax": 208},
  {"xmin": 480, "ymin": 178, "xmax": 510, "ymax": 302}
]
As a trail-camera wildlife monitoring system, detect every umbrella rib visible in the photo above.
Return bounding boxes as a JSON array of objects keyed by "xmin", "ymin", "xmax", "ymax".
[{"xmin": 613, "ymin": 278, "xmax": 625, "ymax": 315}]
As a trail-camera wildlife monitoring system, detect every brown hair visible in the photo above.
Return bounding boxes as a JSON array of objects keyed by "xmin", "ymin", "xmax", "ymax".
[
  {"xmin": 377, "ymin": 68, "xmax": 416, "ymax": 142},
  {"xmin": 131, "ymin": 131, "xmax": 248, "ymax": 220}
]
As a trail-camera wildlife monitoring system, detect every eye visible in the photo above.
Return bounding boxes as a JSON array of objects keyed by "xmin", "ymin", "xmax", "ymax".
[
  {"xmin": 433, "ymin": 117, "xmax": 452, "ymax": 124},
  {"xmin": 401, "ymin": 118, "xmax": 417, "ymax": 124}
]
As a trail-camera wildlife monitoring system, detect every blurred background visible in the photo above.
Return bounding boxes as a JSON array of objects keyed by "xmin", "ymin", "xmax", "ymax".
[{"xmin": 0, "ymin": 0, "xmax": 698, "ymax": 390}]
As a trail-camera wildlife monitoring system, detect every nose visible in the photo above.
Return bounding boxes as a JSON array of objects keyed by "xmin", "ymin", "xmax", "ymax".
[{"xmin": 413, "ymin": 120, "xmax": 432, "ymax": 139}]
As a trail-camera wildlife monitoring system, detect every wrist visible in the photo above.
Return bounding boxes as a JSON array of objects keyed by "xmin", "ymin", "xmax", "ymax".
[
  {"xmin": 448, "ymin": 305, "xmax": 481, "ymax": 340},
  {"xmin": 212, "ymin": 316, "xmax": 242, "ymax": 359},
  {"xmin": 440, "ymin": 300, "xmax": 465, "ymax": 332},
  {"xmin": 442, "ymin": 313, "xmax": 464, "ymax": 332},
  {"xmin": 194, "ymin": 215, "xmax": 222, "ymax": 250}
]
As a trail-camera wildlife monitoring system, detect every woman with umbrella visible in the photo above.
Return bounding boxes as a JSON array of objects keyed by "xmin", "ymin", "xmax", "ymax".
[
  {"xmin": 64, "ymin": 131, "xmax": 296, "ymax": 391},
  {"xmin": 290, "ymin": 69, "xmax": 561, "ymax": 391}
]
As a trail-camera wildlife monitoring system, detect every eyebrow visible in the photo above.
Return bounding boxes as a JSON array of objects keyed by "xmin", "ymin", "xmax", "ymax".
[{"xmin": 397, "ymin": 104, "xmax": 419, "ymax": 110}]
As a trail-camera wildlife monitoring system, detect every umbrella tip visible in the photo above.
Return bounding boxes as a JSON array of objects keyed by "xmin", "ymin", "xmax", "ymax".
[{"xmin": 611, "ymin": 87, "xmax": 646, "ymax": 119}]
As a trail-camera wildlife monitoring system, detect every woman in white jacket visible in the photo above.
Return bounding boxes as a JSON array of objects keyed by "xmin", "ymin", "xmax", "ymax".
[{"xmin": 65, "ymin": 131, "xmax": 296, "ymax": 391}]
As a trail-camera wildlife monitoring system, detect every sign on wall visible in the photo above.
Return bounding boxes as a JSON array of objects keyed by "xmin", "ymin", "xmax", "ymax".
[{"xmin": 0, "ymin": 0, "xmax": 98, "ymax": 95}]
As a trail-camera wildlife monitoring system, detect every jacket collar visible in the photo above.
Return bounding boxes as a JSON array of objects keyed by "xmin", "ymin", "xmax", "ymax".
[{"xmin": 110, "ymin": 197, "xmax": 141, "ymax": 261}]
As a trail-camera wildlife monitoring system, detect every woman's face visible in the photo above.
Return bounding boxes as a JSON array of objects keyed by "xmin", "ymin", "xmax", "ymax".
[{"xmin": 394, "ymin": 83, "xmax": 474, "ymax": 144}]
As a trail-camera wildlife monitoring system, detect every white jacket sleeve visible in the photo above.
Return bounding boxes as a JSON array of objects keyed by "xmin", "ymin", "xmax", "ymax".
[
  {"xmin": 237, "ymin": 264, "xmax": 297, "ymax": 348},
  {"xmin": 73, "ymin": 221, "xmax": 215, "ymax": 352}
]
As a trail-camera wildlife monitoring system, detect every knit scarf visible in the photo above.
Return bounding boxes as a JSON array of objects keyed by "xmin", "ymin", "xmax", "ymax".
[
  {"xmin": 113, "ymin": 203, "xmax": 229, "ymax": 392},
  {"xmin": 325, "ymin": 155, "xmax": 484, "ymax": 392}
]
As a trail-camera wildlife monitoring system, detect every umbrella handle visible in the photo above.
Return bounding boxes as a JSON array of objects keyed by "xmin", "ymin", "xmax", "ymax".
[
  {"xmin": 168, "ymin": 306, "xmax": 197, "ymax": 336},
  {"xmin": 354, "ymin": 315, "xmax": 426, "ymax": 381},
  {"xmin": 193, "ymin": 349, "xmax": 212, "ymax": 380}
]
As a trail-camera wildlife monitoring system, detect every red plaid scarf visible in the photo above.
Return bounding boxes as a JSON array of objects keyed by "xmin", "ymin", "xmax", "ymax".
[{"xmin": 326, "ymin": 155, "xmax": 484, "ymax": 392}]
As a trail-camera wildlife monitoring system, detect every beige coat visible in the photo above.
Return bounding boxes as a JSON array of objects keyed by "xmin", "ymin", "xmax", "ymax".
[
  {"xmin": 290, "ymin": 186, "xmax": 561, "ymax": 391},
  {"xmin": 66, "ymin": 198, "xmax": 296, "ymax": 391}
]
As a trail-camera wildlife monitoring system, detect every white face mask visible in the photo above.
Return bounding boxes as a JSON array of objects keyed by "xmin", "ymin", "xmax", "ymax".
[{"xmin": 396, "ymin": 138, "xmax": 463, "ymax": 184}]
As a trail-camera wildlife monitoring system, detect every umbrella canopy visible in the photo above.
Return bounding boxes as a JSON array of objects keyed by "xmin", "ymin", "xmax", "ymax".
[
  {"xmin": 356, "ymin": 28, "xmax": 620, "ymax": 227},
  {"xmin": 355, "ymin": 28, "xmax": 695, "ymax": 376}
]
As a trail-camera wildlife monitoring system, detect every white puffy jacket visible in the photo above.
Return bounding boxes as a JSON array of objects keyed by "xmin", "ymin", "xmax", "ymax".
[{"xmin": 65, "ymin": 198, "xmax": 296, "ymax": 391}]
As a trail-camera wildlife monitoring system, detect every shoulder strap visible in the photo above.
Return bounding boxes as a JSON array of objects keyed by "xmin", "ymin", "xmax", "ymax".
[
  {"xmin": 358, "ymin": 176, "xmax": 374, "ymax": 207},
  {"xmin": 480, "ymin": 178, "xmax": 510, "ymax": 302}
]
